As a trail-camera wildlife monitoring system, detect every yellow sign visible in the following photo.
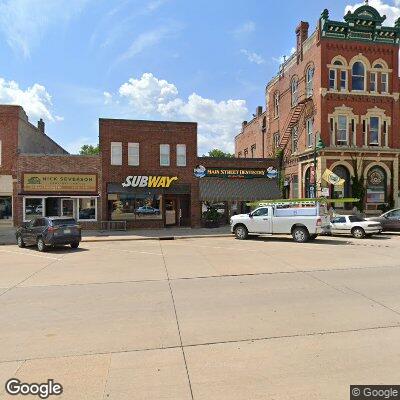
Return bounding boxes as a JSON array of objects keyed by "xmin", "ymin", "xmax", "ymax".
[
  {"xmin": 24, "ymin": 173, "xmax": 97, "ymax": 192},
  {"xmin": 322, "ymin": 169, "xmax": 345, "ymax": 186},
  {"xmin": 122, "ymin": 176, "xmax": 178, "ymax": 188}
]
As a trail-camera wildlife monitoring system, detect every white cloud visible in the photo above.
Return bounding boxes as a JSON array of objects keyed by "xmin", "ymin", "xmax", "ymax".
[
  {"xmin": 116, "ymin": 24, "xmax": 181, "ymax": 64},
  {"xmin": 105, "ymin": 73, "xmax": 248, "ymax": 154},
  {"xmin": 233, "ymin": 21, "xmax": 256, "ymax": 37},
  {"xmin": 240, "ymin": 49, "xmax": 265, "ymax": 65},
  {"xmin": 272, "ymin": 47, "xmax": 296, "ymax": 64},
  {"xmin": 0, "ymin": 78, "xmax": 59, "ymax": 122},
  {"xmin": 0, "ymin": 0, "xmax": 91, "ymax": 58},
  {"xmin": 345, "ymin": 0, "xmax": 400, "ymax": 25}
]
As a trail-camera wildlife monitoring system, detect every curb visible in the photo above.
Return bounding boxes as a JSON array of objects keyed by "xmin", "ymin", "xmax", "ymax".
[{"xmin": 82, "ymin": 234, "xmax": 232, "ymax": 243}]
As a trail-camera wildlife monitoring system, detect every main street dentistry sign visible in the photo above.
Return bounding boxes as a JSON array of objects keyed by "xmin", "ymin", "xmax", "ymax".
[
  {"xmin": 193, "ymin": 165, "xmax": 278, "ymax": 179},
  {"xmin": 122, "ymin": 175, "xmax": 178, "ymax": 188}
]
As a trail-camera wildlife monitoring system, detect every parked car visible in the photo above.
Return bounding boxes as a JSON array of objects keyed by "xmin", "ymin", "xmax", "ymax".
[
  {"xmin": 327, "ymin": 215, "xmax": 382, "ymax": 238},
  {"xmin": 135, "ymin": 206, "xmax": 160, "ymax": 215},
  {"xmin": 366, "ymin": 209, "xmax": 400, "ymax": 231},
  {"xmin": 16, "ymin": 217, "xmax": 81, "ymax": 251},
  {"xmin": 230, "ymin": 202, "xmax": 330, "ymax": 243}
]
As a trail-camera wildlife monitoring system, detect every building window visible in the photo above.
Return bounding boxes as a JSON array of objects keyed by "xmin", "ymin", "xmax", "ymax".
[
  {"xmin": 291, "ymin": 77, "xmax": 298, "ymax": 106},
  {"xmin": 352, "ymin": 61, "xmax": 365, "ymax": 91},
  {"xmin": 111, "ymin": 142, "xmax": 122, "ymax": 165},
  {"xmin": 0, "ymin": 140, "xmax": 2, "ymax": 166},
  {"xmin": 381, "ymin": 73, "xmax": 388, "ymax": 93},
  {"xmin": 306, "ymin": 119, "xmax": 313, "ymax": 148},
  {"xmin": 0, "ymin": 196, "xmax": 12, "ymax": 221},
  {"xmin": 340, "ymin": 71, "xmax": 347, "ymax": 91},
  {"xmin": 78, "ymin": 197, "xmax": 97, "ymax": 221},
  {"xmin": 128, "ymin": 143, "xmax": 139, "ymax": 166},
  {"xmin": 176, "ymin": 144, "xmax": 186, "ymax": 166},
  {"xmin": 250, "ymin": 144, "xmax": 256, "ymax": 158},
  {"xmin": 24, "ymin": 197, "xmax": 44, "ymax": 221},
  {"xmin": 306, "ymin": 66, "xmax": 314, "ymax": 97},
  {"xmin": 369, "ymin": 117, "xmax": 379, "ymax": 146},
  {"xmin": 238, "ymin": 151, "xmax": 242, "ymax": 158},
  {"xmin": 273, "ymin": 132, "xmax": 280, "ymax": 149},
  {"xmin": 160, "ymin": 144, "xmax": 170, "ymax": 166},
  {"xmin": 367, "ymin": 166, "xmax": 386, "ymax": 204},
  {"xmin": 337, "ymin": 115, "xmax": 348, "ymax": 145},
  {"xmin": 244, "ymin": 148, "xmax": 248, "ymax": 158},
  {"xmin": 370, "ymin": 72, "xmax": 377, "ymax": 92},
  {"xmin": 274, "ymin": 92, "xmax": 279, "ymax": 117},
  {"xmin": 291, "ymin": 126, "xmax": 298, "ymax": 153},
  {"xmin": 329, "ymin": 69, "xmax": 336, "ymax": 90},
  {"xmin": 110, "ymin": 194, "xmax": 162, "ymax": 221}
]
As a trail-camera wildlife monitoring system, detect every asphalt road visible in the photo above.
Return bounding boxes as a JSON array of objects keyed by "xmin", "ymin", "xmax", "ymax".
[{"xmin": 0, "ymin": 234, "xmax": 400, "ymax": 399}]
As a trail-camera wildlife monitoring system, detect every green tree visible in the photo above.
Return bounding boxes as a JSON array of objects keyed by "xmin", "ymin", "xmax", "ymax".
[
  {"xmin": 79, "ymin": 144, "xmax": 99, "ymax": 155},
  {"xmin": 203, "ymin": 148, "xmax": 234, "ymax": 158}
]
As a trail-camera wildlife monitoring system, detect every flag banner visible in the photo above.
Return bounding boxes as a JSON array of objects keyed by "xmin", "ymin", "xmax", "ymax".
[{"xmin": 322, "ymin": 169, "xmax": 345, "ymax": 186}]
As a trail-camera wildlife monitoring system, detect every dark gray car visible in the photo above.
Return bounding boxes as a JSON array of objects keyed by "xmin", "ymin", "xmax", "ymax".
[
  {"xmin": 16, "ymin": 217, "xmax": 81, "ymax": 251},
  {"xmin": 368, "ymin": 209, "xmax": 400, "ymax": 232}
]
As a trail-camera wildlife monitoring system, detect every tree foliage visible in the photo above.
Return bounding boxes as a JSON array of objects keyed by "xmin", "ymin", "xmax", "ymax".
[
  {"xmin": 79, "ymin": 144, "xmax": 100, "ymax": 155},
  {"xmin": 203, "ymin": 149, "xmax": 234, "ymax": 158}
]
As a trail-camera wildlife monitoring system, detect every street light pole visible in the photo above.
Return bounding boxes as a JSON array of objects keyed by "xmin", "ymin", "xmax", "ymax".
[{"xmin": 313, "ymin": 132, "xmax": 325, "ymax": 198}]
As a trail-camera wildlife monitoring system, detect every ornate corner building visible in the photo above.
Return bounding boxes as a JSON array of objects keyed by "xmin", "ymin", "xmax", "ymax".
[{"xmin": 235, "ymin": 3, "xmax": 400, "ymax": 213}]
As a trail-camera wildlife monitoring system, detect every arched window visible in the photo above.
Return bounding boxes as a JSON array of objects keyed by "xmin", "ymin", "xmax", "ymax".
[
  {"xmin": 352, "ymin": 61, "xmax": 365, "ymax": 91},
  {"xmin": 306, "ymin": 66, "xmax": 314, "ymax": 97},
  {"xmin": 331, "ymin": 165, "xmax": 351, "ymax": 209},
  {"xmin": 333, "ymin": 60, "xmax": 343, "ymax": 66},
  {"xmin": 304, "ymin": 167, "xmax": 314, "ymax": 198},
  {"xmin": 273, "ymin": 92, "xmax": 279, "ymax": 117},
  {"xmin": 291, "ymin": 77, "xmax": 298, "ymax": 106},
  {"xmin": 366, "ymin": 166, "xmax": 387, "ymax": 204}
]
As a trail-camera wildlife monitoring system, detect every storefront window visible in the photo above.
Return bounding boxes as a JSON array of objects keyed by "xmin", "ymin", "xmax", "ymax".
[
  {"xmin": 0, "ymin": 196, "xmax": 12, "ymax": 220},
  {"xmin": 78, "ymin": 198, "xmax": 97, "ymax": 220},
  {"xmin": 24, "ymin": 198, "xmax": 44, "ymax": 221},
  {"xmin": 111, "ymin": 194, "xmax": 162, "ymax": 221}
]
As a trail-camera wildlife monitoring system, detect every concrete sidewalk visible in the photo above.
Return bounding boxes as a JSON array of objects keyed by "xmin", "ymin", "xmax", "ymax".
[{"xmin": 0, "ymin": 226, "xmax": 231, "ymax": 245}]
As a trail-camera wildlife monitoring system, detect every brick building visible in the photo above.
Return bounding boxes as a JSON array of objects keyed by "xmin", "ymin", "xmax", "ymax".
[{"xmin": 235, "ymin": 3, "xmax": 400, "ymax": 213}]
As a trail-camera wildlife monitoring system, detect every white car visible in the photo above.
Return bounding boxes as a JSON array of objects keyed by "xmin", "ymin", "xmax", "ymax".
[{"xmin": 328, "ymin": 215, "xmax": 382, "ymax": 238}]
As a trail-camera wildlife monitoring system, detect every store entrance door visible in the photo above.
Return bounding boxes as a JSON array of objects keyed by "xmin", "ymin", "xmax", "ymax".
[
  {"xmin": 165, "ymin": 195, "xmax": 191, "ymax": 227},
  {"xmin": 61, "ymin": 199, "xmax": 74, "ymax": 217},
  {"xmin": 165, "ymin": 198, "xmax": 177, "ymax": 226},
  {"xmin": 0, "ymin": 196, "xmax": 12, "ymax": 225}
]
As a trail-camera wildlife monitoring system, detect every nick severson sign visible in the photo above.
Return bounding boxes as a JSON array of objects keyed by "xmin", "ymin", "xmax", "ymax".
[{"xmin": 23, "ymin": 173, "xmax": 97, "ymax": 192}]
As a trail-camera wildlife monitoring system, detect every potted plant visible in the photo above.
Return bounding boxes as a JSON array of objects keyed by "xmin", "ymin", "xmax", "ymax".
[{"xmin": 202, "ymin": 205, "xmax": 220, "ymax": 228}]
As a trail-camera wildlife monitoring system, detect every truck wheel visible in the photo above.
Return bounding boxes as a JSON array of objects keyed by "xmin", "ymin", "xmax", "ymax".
[
  {"xmin": 234, "ymin": 225, "xmax": 248, "ymax": 240},
  {"xmin": 292, "ymin": 227, "xmax": 309, "ymax": 243},
  {"xmin": 17, "ymin": 235, "xmax": 25, "ymax": 248},
  {"xmin": 352, "ymin": 227, "xmax": 365, "ymax": 239},
  {"xmin": 309, "ymin": 234, "xmax": 318, "ymax": 241},
  {"xmin": 70, "ymin": 242, "xmax": 80, "ymax": 249},
  {"xmin": 37, "ymin": 237, "xmax": 46, "ymax": 252}
]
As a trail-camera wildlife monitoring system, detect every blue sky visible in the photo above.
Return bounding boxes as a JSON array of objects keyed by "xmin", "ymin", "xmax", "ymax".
[{"xmin": 0, "ymin": 0, "xmax": 399, "ymax": 154}]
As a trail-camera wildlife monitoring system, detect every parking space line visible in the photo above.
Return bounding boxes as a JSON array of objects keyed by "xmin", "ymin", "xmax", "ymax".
[
  {"xmin": 94, "ymin": 246, "xmax": 163, "ymax": 256},
  {"xmin": 0, "ymin": 249, "xmax": 63, "ymax": 261}
]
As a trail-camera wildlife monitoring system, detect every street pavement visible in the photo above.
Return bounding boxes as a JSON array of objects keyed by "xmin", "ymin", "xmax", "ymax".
[{"xmin": 0, "ymin": 234, "xmax": 400, "ymax": 399}]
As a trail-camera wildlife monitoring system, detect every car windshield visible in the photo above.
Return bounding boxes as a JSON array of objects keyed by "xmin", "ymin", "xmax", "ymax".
[
  {"xmin": 349, "ymin": 216, "xmax": 365, "ymax": 223},
  {"xmin": 51, "ymin": 219, "xmax": 77, "ymax": 226}
]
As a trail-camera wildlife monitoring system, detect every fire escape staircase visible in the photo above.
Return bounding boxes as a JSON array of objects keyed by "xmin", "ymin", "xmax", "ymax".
[{"xmin": 278, "ymin": 97, "xmax": 313, "ymax": 160}]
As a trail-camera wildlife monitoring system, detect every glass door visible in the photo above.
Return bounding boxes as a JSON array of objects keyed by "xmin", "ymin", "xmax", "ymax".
[{"xmin": 61, "ymin": 199, "xmax": 74, "ymax": 218}]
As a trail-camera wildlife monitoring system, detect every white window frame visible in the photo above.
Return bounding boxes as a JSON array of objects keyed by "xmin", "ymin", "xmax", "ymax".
[
  {"xmin": 306, "ymin": 67, "xmax": 314, "ymax": 97},
  {"xmin": 176, "ymin": 144, "xmax": 186, "ymax": 166},
  {"xmin": 274, "ymin": 92, "xmax": 279, "ymax": 117},
  {"xmin": 23, "ymin": 197, "xmax": 45, "ymax": 222},
  {"xmin": 370, "ymin": 72, "xmax": 377, "ymax": 92},
  {"xmin": 329, "ymin": 69, "xmax": 337, "ymax": 90},
  {"xmin": 369, "ymin": 116, "xmax": 380, "ymax": 146},
  {"xmin": 128, "ymin": 142, "xmax": 139, "ymax": 166},
  {"xmin": 273, "ymin": 132, "xmax": 280, "ymax": 148},
  {"xmin": 291, "ymin": 78, "xmax": 298, "ymax": 107},
  {"xmin": 160, "ymin": 144, "xmax": 170, "ymax": 166},
  {"xmin": 337, "ymin": 115, "xmax": 348, "ymax": 145},
  {"xmin": 340, "ymin": 70, "xmax": 347, "ymax": 91},
  {"xmin": 306, "ymin": 119, "xmax": 313, "ymax": 148},
  {"xmin": 77, "ymin": 197, "xmax": 97, "ymax": 222},
  {"xmin": 111, "ymin": 142, "xmax": 122, "ymax": 166},
  {"xmin": 381, "ymin": 73, "xmax": 388, "ymax": 93},
  {"xmin": 291, "ymin": 126, "xmax": 298, "ymax": 154},
  {"xmin": 352, "ymin": 61, "xmax": 366, "ymax": 92}
]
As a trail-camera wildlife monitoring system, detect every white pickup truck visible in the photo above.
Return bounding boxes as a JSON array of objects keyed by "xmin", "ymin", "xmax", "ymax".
[{"xmin": 230, "ymin": 202, "xmax": 330, "ymax": 243}]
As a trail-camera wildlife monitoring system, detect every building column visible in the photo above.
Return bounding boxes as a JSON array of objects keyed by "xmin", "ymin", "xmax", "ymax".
[
  {"xmin": 297, "ymin": 162, "xmax": 302, "ymax": 197},
  {"xmin": 394, "ymin": 156, "xmax": 399, "ymax": 207}
]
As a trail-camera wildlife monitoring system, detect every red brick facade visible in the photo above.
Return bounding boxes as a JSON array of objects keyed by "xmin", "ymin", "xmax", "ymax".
[{"xmin": 235, "ymin": 5, "xmax": 400, "ymax": 213}]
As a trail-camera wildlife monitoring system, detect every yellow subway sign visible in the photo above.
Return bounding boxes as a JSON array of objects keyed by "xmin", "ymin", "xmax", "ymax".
[
  {"xmin": 122, "ymin": 176, "xmax": 178, "ymax": 188},
  {"xmin": 24, "ymin": 173, "xmax": 97, "ymax": 192}
]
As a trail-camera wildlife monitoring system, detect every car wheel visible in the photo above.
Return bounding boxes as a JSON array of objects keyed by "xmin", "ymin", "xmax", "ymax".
[
  {"xmin": 309, "ymin": 234, "xmax": 318, "ymax": 241},
  {"xmin": 17, "ymin": 235, "xmax": 25, "ymax": 248},
  {"xmin": 292, "ymin": 227, "xmax": 309, "ymax": 243},
  {"xmin": 70, "ymin": 242, "xmax": 80, "ymax": 249},
  {"xmin": 37, "ymin": 237, "xmax": 46, "ymax": 252},
  {"xmin": 352, "ymin": 227, "xmax": 365, "ymax": 239},
  {"xmin": 234, "ymin": 225, "xmax": 248, "ymax": 240}
]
